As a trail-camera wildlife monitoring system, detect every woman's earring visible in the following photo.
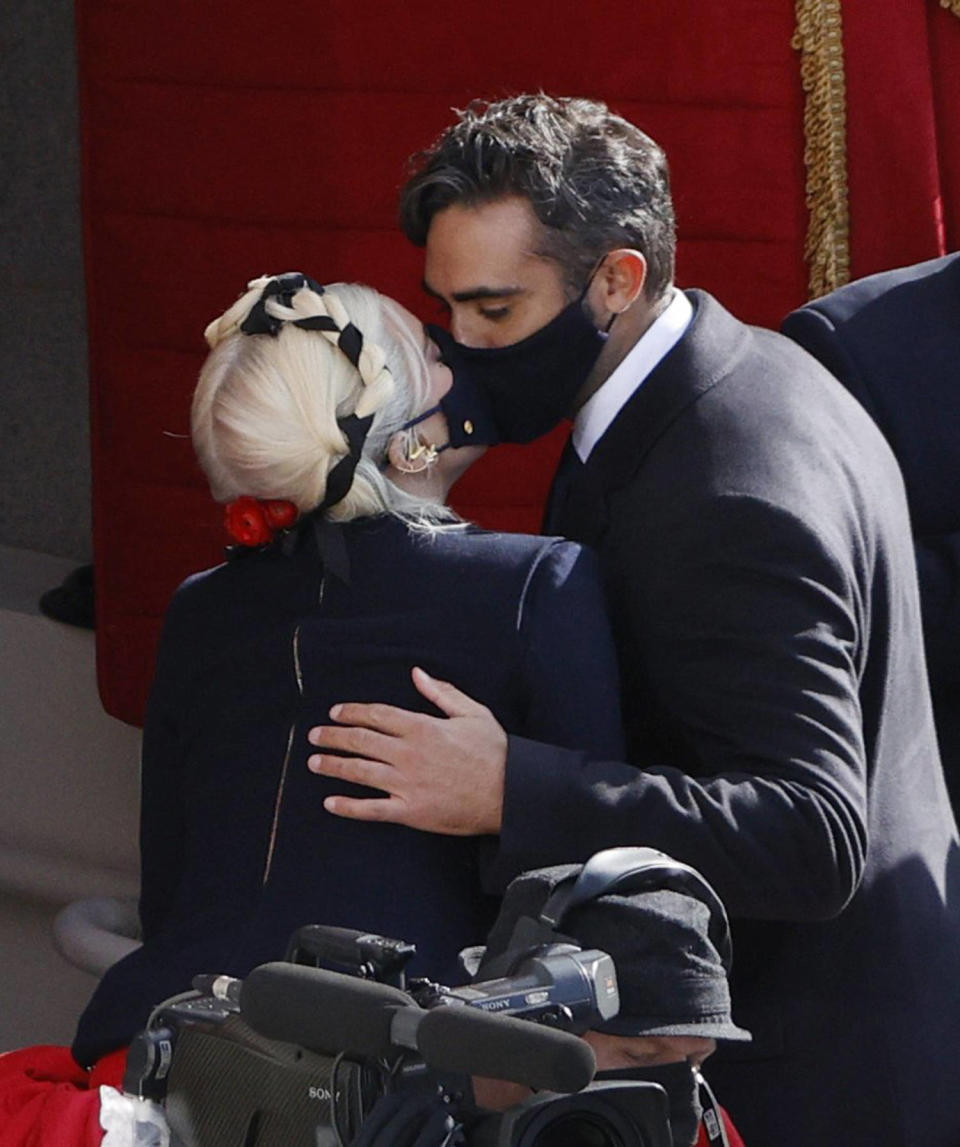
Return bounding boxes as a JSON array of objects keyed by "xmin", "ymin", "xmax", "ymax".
[{"xmin": 397, "ymin": 437, "xmax": 439, "ymax": 474}]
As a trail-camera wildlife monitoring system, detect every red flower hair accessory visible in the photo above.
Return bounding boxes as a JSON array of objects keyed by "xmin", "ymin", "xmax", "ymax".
[{"xmin": 224, "ymin": 497, "xmax": 299, "ymax": 547}]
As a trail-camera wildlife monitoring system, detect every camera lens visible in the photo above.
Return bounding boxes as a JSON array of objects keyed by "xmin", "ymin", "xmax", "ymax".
[{"xmin": 527, "ymin": 1112, "xmax": 624, "ymax": 1147}]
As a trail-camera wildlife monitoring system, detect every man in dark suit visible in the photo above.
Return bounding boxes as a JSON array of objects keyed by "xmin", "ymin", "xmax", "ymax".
[
  {"xmin": 306, "ymin": 96, "xmax": 960, "ymax": 1146},
  {"xmin": 782, "ymin": 253, "xmax": 960, "ymax": 813}
]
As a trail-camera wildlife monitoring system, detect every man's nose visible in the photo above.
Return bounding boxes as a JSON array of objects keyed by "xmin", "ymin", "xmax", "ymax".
[
  {"xmin": 449, "ymin": 310, "xmax": 499, "ymax": 348},
  {"xmin": 449, "ymin": 311, "xmax": 478, "ymax": 346}
]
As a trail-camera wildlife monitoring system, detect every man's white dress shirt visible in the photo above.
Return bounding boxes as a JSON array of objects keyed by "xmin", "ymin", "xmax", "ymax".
[{"xmin": 573, "ymin": 289, "xmax": 693, "ymax": 462}]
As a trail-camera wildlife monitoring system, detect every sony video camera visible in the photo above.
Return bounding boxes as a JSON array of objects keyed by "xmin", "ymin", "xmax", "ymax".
[{"xmin": 124, "ymin": 921, "xmax": 672, "ymax": 1146}]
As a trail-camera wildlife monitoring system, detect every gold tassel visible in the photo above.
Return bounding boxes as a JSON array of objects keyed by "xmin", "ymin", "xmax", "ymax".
[
  {"xmin": 792, "ymin": 0, "xmax": 851, "ymax": 297},
  {"xmin": 940, "ymin": 0, "xmax": 960, "ymax": 17}
]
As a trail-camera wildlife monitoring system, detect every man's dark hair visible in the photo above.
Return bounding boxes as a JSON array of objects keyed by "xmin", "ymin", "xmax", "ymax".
[{"xmin": 400, "ymin": 94, "xmax": 676, "ymax": 301}]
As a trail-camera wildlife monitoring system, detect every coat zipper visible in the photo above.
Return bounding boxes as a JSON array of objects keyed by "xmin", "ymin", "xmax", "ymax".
[{"xmin": 261, "ymin": 621, "xmax": 305, "ymax": 885}]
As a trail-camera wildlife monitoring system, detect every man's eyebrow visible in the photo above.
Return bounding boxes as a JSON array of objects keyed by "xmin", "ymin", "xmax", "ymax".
[{"xmin": 421, "ymin": 279, "xmax": 526, "ymax": 304}]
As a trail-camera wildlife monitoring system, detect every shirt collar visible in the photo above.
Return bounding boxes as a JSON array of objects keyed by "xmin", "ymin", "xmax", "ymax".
[{"xmin": 573, "ymin": 289, "xmax": 693, "ymax": 461}]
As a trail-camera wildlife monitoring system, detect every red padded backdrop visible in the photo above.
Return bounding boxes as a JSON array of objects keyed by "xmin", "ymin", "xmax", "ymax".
[
  {"xmin": 842, "ymin": 2, "xmax": 960, "ymax": 270},
  {"xmin": 76, "ymin": 0, "xmax": 960, "ymax": 725}
]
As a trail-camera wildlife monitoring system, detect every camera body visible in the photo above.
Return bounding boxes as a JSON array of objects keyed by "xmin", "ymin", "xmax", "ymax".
[
  {"xmin": 124, "ymin": 923, "xmax": 673, "ymax": 1146},
  {"xmin": 125, "ymin": 988, "xmax": 382, "ymax": 1145},
  {"xmin": 285, "ymin": 921, "xmax": 620, "ymax": 1033},
  {"xmin": 413, "ymin": 944, "xmax": 619, "ymax": 1033}
]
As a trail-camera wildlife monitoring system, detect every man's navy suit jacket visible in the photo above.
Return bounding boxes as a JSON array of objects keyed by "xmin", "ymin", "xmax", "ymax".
[
  {"xmin": 494, "ymin": 291, "xmax": 960, "ymax": 1147},
  {"xmin": 783, "ymin": 253, "xmax": 960, "ymax": 809}
]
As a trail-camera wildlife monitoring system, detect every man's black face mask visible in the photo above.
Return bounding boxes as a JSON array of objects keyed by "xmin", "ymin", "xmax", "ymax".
[
  {"xmin": 425, "ymin": 289, "xmax": 609, "ymax": 447},
  {"xmin": 594, "ymin": 1063, "xmax": 702, "ymax": 1147}
]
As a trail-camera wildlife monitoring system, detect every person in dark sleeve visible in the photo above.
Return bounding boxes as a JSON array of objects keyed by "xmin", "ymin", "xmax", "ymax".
[
  {"xmin": 782, "ymin": 252, "xmax": 960, "ymax": 811},
  {"xmin": 305, "ymin": 97, "xmax": 960, "ymax": 1147},
  {"xmin": 66, "ymin": 272, "xmax": 624, "ymax": 1072}
]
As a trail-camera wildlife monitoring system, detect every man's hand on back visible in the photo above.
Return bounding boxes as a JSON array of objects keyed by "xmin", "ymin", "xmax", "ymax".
[{"xmin": 306, "ymin": 667, "xmax": 508, "ymax": 835}]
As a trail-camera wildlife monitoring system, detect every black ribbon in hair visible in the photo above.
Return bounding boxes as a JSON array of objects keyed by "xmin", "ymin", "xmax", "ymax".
[
  {"xmin": 235, "ymin": 272, "xmax": 377, "ymax": 553},
  {"xmin": 265, "ymin": 412, "xmax": 374, "ymax": 583},
  {"xmin": 240, "ymin": 273, "xmax": 366, "ymax": 375},
  {"xmin": 240, "ymin": 272, "xmax": 327, "ymax": 337},
  {"xmin": 276, "ymin": 510, "xmax": 353, "ymax": 587},
  {"xmin": 292, "ymin": 315, "xmax": 365, "ymax": 372},
  {"xmin": 315, "ymin": 412, "xmax": 375, "ymax": 515}
]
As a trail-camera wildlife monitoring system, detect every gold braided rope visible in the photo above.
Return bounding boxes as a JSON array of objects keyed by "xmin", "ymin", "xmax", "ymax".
[
  {"xmin": 792, "ymin": 0, "xmax": 850, "ymax": 297},
  {"xmin": 940, "ymin": 0, "xmax": 960, "ymax": 17}
]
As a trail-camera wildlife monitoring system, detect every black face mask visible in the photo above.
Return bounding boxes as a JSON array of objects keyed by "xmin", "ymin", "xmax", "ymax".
[
  {"xmin": 425, "ymin": 291, "xmax": 610, "ymax": 447},
  {"xmin": 594, "ymin": 1063, "xmax": 702, "ymax": 1147}
]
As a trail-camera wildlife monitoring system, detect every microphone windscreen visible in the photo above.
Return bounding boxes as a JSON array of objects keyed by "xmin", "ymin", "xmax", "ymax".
[
  {"xmin": 415, "ymin": 1007, "xmax": 596, "ymax": 1093},
  {"xmin": 240, "ymin": 962, "xmax": 417, "ymax": 1056}
]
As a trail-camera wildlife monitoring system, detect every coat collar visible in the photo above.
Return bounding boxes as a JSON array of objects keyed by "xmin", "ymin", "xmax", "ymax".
[
  {"xmin": 582, "ymin": 289, "xmax": 750, "ymax": 492},
  {"xmin": 550, "ymin": 291, "xmax": 750, "ymax": 548}
]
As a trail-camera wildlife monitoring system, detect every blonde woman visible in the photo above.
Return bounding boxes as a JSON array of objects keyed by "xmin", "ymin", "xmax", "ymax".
[{"xmin": 70, "ymin": 273, "xmax": 624, "ymax": 1069}]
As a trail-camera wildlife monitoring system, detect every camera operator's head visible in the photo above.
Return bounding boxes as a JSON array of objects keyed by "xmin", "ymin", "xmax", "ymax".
[{"xmin": 471, "ymin": 858, "xmax": 750, "ymax": 1147}]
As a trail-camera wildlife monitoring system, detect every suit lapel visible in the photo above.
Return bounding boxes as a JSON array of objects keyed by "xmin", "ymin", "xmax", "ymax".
[
  {"xmin": 548, "ymin": 448, "xmax": 607, "ymax": 544},
  {"xmin": 542, "ymin": 436, "xmax": 584, "ymax": 535},
  {"xmin": 553, "ymin": 291, "xmax": 750, "ymax": 547}
]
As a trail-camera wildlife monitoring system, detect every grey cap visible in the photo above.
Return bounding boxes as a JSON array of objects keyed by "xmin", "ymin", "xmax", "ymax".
[{"xmin": 478, "ymin": 864, "xmax": 751, "ymax": 1043}]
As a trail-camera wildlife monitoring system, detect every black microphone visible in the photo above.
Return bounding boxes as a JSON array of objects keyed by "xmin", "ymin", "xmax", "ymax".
[
  {"xmin": 240, "ymin": 962, "xmax": 596, "ymax": 1093},
  {"xmin": 285, "ymin": 925, "xmax": 416, "ymax": 984},
  {"xmin": 240, "ymin": 962, "xmax": 419, "ymax": 1056},
  {"xmin": 416, "ymin": 1006, "xmax": 596, "ymax": 1093}
]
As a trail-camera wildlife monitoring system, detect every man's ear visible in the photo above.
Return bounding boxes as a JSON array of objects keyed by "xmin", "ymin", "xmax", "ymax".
[{"xmin": 590, "ymin": 249, "xmax": 648, "ymax": 318}]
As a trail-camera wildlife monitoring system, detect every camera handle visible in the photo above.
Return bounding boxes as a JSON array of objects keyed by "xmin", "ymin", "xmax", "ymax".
[{"xmin": 284, "ymin": 924, "xmax": 417, "ymax": 988}]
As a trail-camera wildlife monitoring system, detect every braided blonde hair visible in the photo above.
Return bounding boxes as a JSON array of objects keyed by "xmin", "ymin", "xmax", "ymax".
[{"xmin": 192, "ymin": 276, "xmax": 457, "ymax": 526}]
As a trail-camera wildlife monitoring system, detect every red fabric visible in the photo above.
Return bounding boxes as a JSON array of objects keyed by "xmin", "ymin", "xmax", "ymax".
[
  {"xmin": 75, "ymin": 1, "xmax": 959, "ymax": 725},
  {"xmin": 0, "ymin": 1047, "xmax": 126, "ymax": 1147},
  {"xmin": 840, "ymin": 1, "xmax": 954, "ymax": 275}
]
